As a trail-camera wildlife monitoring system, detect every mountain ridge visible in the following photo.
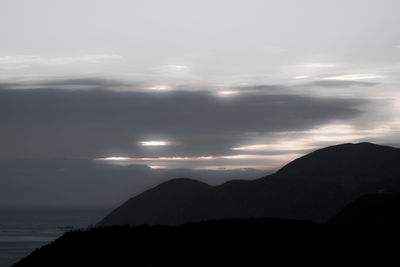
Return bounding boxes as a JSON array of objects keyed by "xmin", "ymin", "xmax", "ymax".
[
  {"xmin": 14, "ymin": 216, "xmax": 399, "ymax": 266},
  {"xmin": 98, "ymin": 142, "xmax": 400, "ymax": 226},
  {"xmin": 329, "ymin": 192, "xmax": 400, "ymax": 234}
]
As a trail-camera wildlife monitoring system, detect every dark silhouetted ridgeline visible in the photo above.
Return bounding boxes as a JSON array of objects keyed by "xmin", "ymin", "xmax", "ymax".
[
  {"xmin": 12, "ymin": 217, "xmax": 399, "ymax": 266},
  {"xmin": 329, "ymin": 192, "xmax": 400, "ymax": 234},
  {"xmin": 98, "ymin": 143, "xmax": 400, "ymax": 226},
  {"xmin": 12, "ymin": 143, "xmax": 400, "ymax": 266}
]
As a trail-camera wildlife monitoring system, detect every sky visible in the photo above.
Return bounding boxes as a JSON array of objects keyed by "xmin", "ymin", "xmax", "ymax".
[{"xmin": 1, "ymin": 0, "xmax": 400, "ymax": 170}]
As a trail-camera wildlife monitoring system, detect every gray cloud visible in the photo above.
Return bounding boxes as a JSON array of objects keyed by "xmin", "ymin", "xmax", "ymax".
[
  {"xmin": 307, "ymin": 80, "xmax": 379, "ymax": 88},
  {"xmin": 0, "ymin": 78, "xmax": 138, "ymax": 90},
  {"xmin": 0, "ymin": 80, "xmax": 366, "ymax": 159},
  {"xmin": 40, "ymin": 77, "xmax": 134, "ymax": 88}
]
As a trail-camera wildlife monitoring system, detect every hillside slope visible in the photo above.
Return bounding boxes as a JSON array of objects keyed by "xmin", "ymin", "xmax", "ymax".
[
  {"xmin": 329, "ymin": 192, "xmax": 400, "ymax": 235},
  {"xmin": 98, "ymin": 143, "xmax": 400, "ymax": 226},
  {"xmin": 14, "ymin": 218, "xmax": 399, "ymax": 267}
]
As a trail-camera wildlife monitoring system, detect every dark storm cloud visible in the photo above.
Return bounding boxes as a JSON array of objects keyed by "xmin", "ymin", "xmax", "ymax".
[{"xmin": 0, "ymin": 84, "xmax": 366, "ymax": 159}]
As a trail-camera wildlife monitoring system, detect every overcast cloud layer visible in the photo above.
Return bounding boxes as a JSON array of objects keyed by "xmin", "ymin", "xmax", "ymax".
[
  {"xmin": 0, "ymin": 77, "xmax": 383, "ymax": 170},
  {"xmin": 1, "ymin": 0, "xmax": 400, "ymax": 170}
]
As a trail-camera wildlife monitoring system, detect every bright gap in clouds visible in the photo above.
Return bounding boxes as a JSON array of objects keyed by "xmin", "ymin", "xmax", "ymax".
[
  {"xmin": 322, "ymin": 74, "xmax": 385, "ymax": 81},
  {"xmin": 99, "ymin": 157, "xmax": 131, "ymax": 161},
  {"xmin": 96, "ymin": 122, "xmax": 397, "ymax": 170},
  {"xmin": 146, "ymin": 85, "xmax": 173, "ymax": 91},
  {"xmin": 138, "ymin": 141, "xmax": 171, "ymax": 146},
  {"xmin": 232, "ymin": 142, "xmax": 319, "ymax": 152},
  {"xmin": 94, "ymin": 153, "xmax": 302, "ymax": 170},
  {"xmin": 233, "ymin": 123, "xmax": 393, "ymax": 153},
  {"xmin": 96, "ymin": 154, "xmax": 296, "ymax": 161},
  {"xmin": 216, "ymin": 90, "xmax": 239, "ymax": 97}
]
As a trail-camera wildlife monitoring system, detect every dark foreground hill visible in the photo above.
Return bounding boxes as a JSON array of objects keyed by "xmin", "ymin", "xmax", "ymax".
[
  {"xmin": 99, "ymin": 142, "xmax": 400, "ymax": 226},
  {"xmin": 13, "ymin": 217, "xmax": 399, "ymax": 267},
  {"xmin": 329, "ymin": 192, "xmax": 400, "ymax": 234}
]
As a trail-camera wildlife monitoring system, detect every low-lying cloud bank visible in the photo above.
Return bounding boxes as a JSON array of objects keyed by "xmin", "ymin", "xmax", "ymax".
[{"xmin": 0, "ymin": 78, "xmax": 366, "ymax": 169}]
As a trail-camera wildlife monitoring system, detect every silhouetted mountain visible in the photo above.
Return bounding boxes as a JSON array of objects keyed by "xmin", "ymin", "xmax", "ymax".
[
  {"xmin": 13, "ymin": 218, "xmax": 399, "ymax": 266},
  {"xmin": 361, "ymin": 175, "xmax": 400, "ymax": 194},
  {"xmin": 98, "ymin": 143, "xmax": 400, "ymax": 226},
  {"xmin": 99, "ymin": 178, "xmax": 215, "ymax": 226},
  {"xmin": 275, "ymin": 142, "xmax": 400, "ymax": 188},
  {"xmin": 329, "ymin": 192, "xmax": 400, "ymax": 236}
]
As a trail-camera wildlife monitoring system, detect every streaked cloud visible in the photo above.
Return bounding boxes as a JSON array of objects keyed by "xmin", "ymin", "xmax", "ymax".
[
  {"xmin": 146, "ymin": 85, "xmax": 173, "ymax": 91},
  {"xmin": 1, "ymin": 76, "xmax": 398, "ymax": 170},
  {"xmin": 232, "ymin": 142, "xmax": 318, "ymax": 152},
  {"xmin": 0, "ymin": 82, "xmax": 365, "ymax": 167},
  {"xmin": 0, "ymin": 54, "xmax": 122, "ymax": 70},
  {"xmin": 321, "ymin": 74, "xmax": 384, "ymax": 81},
  {"xmin": 138, "ymin": 141, "xmax": 171, "ymax": 146},
  {"xmin": 166, "ymin": 65, "xmax": 189, "ymax": 71},
  {"xmin": 301, "ymin": 63, "xmax": 336, "ymax": 68},
  {"xmin": 232, "ymin": 122, "xmax": 396, "ymax": 157},
  {"xmin": 307, "ymin": 79, "xmax": 379, "ymax": 88},
  {"xmin": 216, "ymin": 90, "xmax": 239, "ymax": 97},
  {"xmin": 95, "ymin": 153, "xmax": 302, "ymax": 170},
  {"xmin": 294, "ymin": 75, "xmax": 311, "ymax": 80}
]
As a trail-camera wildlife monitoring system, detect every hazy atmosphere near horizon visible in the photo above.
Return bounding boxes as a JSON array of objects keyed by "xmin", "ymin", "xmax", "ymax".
[{"xmin": 1, "ymin": 0, "xmax": 400, "ymax": 208}]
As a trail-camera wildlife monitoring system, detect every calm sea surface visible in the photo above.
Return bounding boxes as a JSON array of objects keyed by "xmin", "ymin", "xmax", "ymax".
[{"xmin": 0, "ymin": 208, "xmax": 108, "ymax": 267}]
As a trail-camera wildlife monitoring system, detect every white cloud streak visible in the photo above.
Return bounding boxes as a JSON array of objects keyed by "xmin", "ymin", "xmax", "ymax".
[
  {"xmin": 138, "ymin": 141, "xmax": 171, "ymax": 146},
  {"xmin": 0, "ymin": 54, "xmax": 122, "ymax": 70},
  {"xmin": 322, "ymin": 74, "xmax": 384, "ymax": 81}
]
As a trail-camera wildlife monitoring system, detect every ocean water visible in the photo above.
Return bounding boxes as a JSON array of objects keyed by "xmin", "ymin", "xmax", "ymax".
[{"xmin": 0, "ymin": 208, "xmax": 108, "ymax": 267}]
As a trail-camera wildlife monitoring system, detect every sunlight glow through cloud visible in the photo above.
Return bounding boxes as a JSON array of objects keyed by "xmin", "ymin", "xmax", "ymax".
[
  {"xmin": 146, "ymin": 85, "xmax": 173, "ymax": 91},
  {"xmin": 322, "ymin": 74, "xmax": 384, "ymax": 81},
  {"xmin": 232, "ymin": 142, "xmax": 318, "ymax": 152},
  {"xmin": 294, "ymin": 75, "xmax": 311, "ymax": 79},
  {"xmin": 148, "ymin": 164, "xmax": 280, "ymax": 170},
  {"xmin": 216, "ymin": 90, "xmax": 239, "ymax": 97},
  {"xmin": 99, "ymin": 157, "xmax": 131, "ymax": 161},
  {"xmin": 233, "ymin": 123, "xmax": 393, "ymax": 153},
  {"xmin": 166, "ymin": 65, "xmax": 189, "ymax": 71},
  {"xmin": 95, "ymin": 120, "xmax": 399, "ymax": 170},
  {"xmin": 138, "ymin": 141, "xmax": 171, "ymax": 146},
  {"xmin": 94, "ymin": 153, "xmax": 302, "ymax": 170},
  {"xmin": 96, "ymin": 154, "xmax": 298, "ymax": 162},
  {"xmin": 0, "ymin": 54, "xmax": 122, "ymax": 69}
]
